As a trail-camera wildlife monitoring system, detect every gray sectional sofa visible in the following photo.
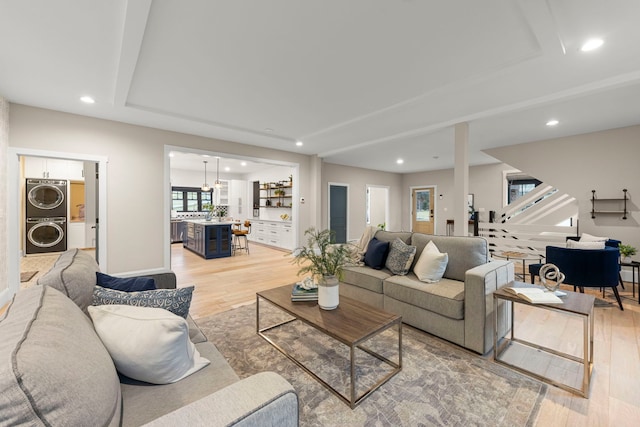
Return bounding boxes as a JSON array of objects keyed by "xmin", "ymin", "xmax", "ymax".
[
  {"xmin": 340, "ymin": 231, "xmax": 514, "ymax": 354},
  {"xmin": 0, "ymin": 249, "xmax": 298, "ymax": 427}
]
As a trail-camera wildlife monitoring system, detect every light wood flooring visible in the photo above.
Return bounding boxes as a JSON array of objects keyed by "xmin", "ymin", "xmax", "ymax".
[{"xmin": 13, "ymin": 243, "xmax": 640, "ymax": 425}]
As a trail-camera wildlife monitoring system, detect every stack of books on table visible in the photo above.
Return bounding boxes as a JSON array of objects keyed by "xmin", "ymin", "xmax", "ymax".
[{"xmin": 291, "ymin": 283, "xmax": 318, "ymax": 301}]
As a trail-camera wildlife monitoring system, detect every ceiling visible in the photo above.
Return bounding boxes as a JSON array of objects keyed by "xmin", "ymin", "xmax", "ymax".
[{"xmin": 2, "ymin": 0, "xmax": 640, "ymax": 173}]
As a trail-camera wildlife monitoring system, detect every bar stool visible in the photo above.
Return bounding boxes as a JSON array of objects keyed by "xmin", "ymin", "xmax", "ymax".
[{"xmin": 232, "ymin": 220, "xmax": 251, "ymax": 255}]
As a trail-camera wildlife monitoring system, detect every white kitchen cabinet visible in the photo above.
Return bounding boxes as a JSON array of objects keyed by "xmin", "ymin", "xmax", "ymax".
[{"xmin": 248, "ymin": 220, "xmax": 294, "ymax": 250}]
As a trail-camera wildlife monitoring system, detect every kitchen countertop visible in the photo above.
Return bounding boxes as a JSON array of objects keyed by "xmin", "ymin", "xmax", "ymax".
[{"xmin": 182, "ymin": 219, "xmax": 239, "ymax": 225}]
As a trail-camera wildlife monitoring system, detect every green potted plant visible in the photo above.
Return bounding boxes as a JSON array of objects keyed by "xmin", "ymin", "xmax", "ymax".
[
  {"xmin": 619, "ymin": 243, "xmax": 637, "ymax": 262},
  {"xmin": 291, "ymin": 228, "xmax": 353, "ymax": 310}
]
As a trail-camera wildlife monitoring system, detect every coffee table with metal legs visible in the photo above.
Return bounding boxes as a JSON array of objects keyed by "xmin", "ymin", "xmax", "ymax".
[{"xmin": 257, "ymin": 284, "xmax": 402, "ymax": 408}]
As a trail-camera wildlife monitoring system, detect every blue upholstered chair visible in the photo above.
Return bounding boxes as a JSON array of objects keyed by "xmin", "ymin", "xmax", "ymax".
[{"xmin": 529, "ymin": 242, "xmax": 623, "ymax": 310}]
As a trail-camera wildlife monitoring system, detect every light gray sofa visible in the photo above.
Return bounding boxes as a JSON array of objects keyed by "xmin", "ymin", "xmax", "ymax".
[
  {"xmin": 0, "ymin": 249, "xmax": 298, "ymax": 427},
  {"xmin": 340, "ymin": 231, "xmax": 514, "ymax": 354}
]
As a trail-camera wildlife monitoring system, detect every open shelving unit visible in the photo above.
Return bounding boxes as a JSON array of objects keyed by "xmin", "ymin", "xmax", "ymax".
[
  {"xmin": 591, "ymin": 189, "xmax": 628, "ymax": 219},
  {"xmin": 260, "ymin": 180, "xmax": 293, "ymax": 208}
]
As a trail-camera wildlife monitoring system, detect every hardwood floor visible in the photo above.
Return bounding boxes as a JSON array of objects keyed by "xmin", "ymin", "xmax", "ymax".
[{"xmin": 178, "ymin": 243, "xmax": 640, "ymax": 425}]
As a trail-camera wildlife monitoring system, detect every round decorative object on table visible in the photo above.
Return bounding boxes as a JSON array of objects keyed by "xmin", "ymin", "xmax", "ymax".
[
  {"xmin": 318, "ymin": 275, "xmax": 339, "ymax": 310},
  {"xmin": 539, "ymin": 263, "xmax": 565, "ymax": 292}
]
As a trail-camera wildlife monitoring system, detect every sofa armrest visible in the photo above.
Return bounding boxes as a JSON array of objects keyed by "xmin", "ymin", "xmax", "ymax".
[
  {"xmin": 142, "ymin": 372, "xmax": 299, "ymax": 427},
  {"xmin": 464, "ymin": 260, "xmax": 514, "ymax": 354}
]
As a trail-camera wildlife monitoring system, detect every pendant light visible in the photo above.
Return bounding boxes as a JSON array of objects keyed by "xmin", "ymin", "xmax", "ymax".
[
  {"xmin": 214, "ymin": 157, "xmax": 222, "ymax": 189},
  {"xmin": 201, "ymin": 161, "xmax": 210, "ymax": 192}
]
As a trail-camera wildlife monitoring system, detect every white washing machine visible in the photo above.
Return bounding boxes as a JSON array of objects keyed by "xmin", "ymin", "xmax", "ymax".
[{"xmin": 25, "ymin": 217, "xmax": 67, "ymax": 254}]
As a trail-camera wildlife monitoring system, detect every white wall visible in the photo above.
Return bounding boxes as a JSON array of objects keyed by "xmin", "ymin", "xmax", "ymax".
[
  {"xmin": 8, "ymin": 104, "xmax": 315, "ymax": 274},
  {"xmin": 486, "ymin": 125, "xmax": 640, "ymax": 260},
  {"xmin": 321, "ymin": 162, "xmax": 403, "ymax": 241},
  {"xmin": 0, "ymin": 97, "xmax": 8, "ymax": 304}
]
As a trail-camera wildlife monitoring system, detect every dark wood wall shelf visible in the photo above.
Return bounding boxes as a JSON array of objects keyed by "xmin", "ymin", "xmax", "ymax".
[
  {"xmin": 591, "ymin": 189, "xmax": 628, "ymax": 219},
  {"xmin": 260, "ymin": 180, "xmax": 293, "ymax": 208}
]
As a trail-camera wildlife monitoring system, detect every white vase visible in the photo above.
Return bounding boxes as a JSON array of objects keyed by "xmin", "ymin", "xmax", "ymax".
[{"xmin": 318, "ymin": 275, "xmax": 339, "ymax": 310}]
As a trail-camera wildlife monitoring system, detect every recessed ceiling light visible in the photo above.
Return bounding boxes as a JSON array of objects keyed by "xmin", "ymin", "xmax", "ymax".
[
  {"xmin": 396, "ymin": 159, "xmax": 404, "ymax": 165},
  {"xmin": 295, "ymin": 141, "xmax": 303, "ymax": 147},
  {"xmin": 80, "ymin": 96, "xmax": 95, "ymax": 104},
  {"xmin": 546, "ymin": 119, "xmax": 559, "ymax": 126},
  {"xmin": 169, "ymin": 152, "xmax": 175, "ymax": 158},
  {"xmin": 580, "ymin": 38, "xmax": 604, "ymax": 52},
  {"xmin": 264, "ymin": 128, "xmax": 274, "ymax": 133},
  {"xmin": 240, "ymin": 161, "xmax": 247, "ymax": 166},
  {"xmin": 224, "ymin": 167, "xmax": 230, "ymax": 172}
]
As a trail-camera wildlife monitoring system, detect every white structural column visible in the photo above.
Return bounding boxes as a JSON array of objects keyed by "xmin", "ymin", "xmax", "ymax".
[{"xmin": 453, "ymin": 123, "xmax": 469, "ymax": 236}]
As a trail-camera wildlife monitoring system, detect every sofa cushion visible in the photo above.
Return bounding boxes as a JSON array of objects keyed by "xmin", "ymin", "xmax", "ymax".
[
  {"xmin": 580, "ymin": 232, "xmax": 608, "ymax": 242},
  {"xmin": 0, "ymin": 285, "xmax": 121, "ymax": 426},
  {"xmin": 341, "ymin": 265, "xmax": 392, "ymax": 294},
  {"xmin": 364, "ymin": 238, "xmax": 389, "ymax": 270},
  {"xmin": 385, "ymin": 238, "xmax": 417, "ymax": 275},
  {"xmin": 36, "ymin": 248, "xmax": 99, "ymax": 313},
  {"xmin": 373, "ymin": 230, "xmax": 413, "ymax": 245},
  {"xmin": 413, "ymin": 240, "xmax": 448, "ymax": 282},
  {"xmin": 97, "ymin": 271, "xmax": 157, "ymax": 292},
  {"xmin": 411, "ymin": 234, "xmax": 488, "ymax": 281},
  {"xmin": 88, "ymin": 305, "xmax": 210, "ymax": 385},
  {"xmin": 384, "ymin": 274, "xmax": 465, "ymax": 320},
  {"xmin": 120, "ymin": 342, "xmax": 239, "ymax": 427},
  {"xmin": 93, "ymin": 285, "xmax": 194, "ymax": 318}
]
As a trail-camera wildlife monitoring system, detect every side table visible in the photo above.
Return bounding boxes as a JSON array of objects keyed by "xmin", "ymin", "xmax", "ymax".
[
  {"xmin": 620, "ymin": 261, "xmax": 639, "ymax": 303},
  {"xmin": 493, "ymin": 283, "xmax": 594, "ymax": 398}
]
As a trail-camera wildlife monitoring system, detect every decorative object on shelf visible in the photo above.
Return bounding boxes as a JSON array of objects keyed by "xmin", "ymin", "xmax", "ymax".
[
  {"xmin": 591, "ymin": 189, "xmax": 628, "ymax": 219},
  {"xmin": 291, "ymin": 228, "xmax": 353, "ymax": 310},
  {"xmin": 201, "ymin": 161, "xmax": 210, "ymax": 192},
  {"xmin": 214, "ymin": 157, "xmax": 222, "ymax": 189},
  {"xmin": 377, "ymin": 223, "xmax": 386, "ymax": 230},
  {"xmin": 539, "ymin": 263, "xmax": 565, "ymax": 292},
  {"xmin": 280, "ymin": 213, "xmax": 289, "ymax": 221},
  {"xmin": 619, "ymin": 244, "xmax": 637, "ymax": 262}
]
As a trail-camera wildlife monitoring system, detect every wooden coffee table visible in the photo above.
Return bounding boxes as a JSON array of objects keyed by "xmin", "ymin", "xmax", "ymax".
[{"xmin": 256, "ymin": 284, "xmax": 402, "ymax": 408}]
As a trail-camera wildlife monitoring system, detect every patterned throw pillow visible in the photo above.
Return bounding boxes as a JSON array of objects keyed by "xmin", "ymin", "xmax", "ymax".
[
  {"xmin": 93, "ymin": 286, "xmax": 194, "ymax": 318},
  {"xmin": 385, "ymin": 238, "xmax": 417, "ymax": 275}
]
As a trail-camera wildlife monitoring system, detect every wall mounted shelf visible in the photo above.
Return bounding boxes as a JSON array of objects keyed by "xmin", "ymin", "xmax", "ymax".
[{"xmin": 591, "ymin": 189, "xmax": 628, "ymax": 219}]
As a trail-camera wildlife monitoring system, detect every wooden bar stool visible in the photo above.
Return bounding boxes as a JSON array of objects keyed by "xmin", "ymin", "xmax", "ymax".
[{"xmin": 232, "ymin": 220, "xmax": 251, "ymax": 255}]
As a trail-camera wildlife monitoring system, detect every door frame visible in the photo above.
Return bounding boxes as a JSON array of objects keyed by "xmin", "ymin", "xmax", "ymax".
[
  {"xmin": 409, "ymin": 184, "xmax": 438, "ymax": 234},
  {"xmin": 5, "ymin": 147, "xmax": 108, "ymax": 305},
  {"xmin": 327, "ymin": 182, "xmax": 349, "ymax": 242}
]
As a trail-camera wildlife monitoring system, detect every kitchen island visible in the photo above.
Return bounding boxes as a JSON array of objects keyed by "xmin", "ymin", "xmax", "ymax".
[{"xmin": 183, "ymin": 219, "xmax": 235, "ymax": 259}]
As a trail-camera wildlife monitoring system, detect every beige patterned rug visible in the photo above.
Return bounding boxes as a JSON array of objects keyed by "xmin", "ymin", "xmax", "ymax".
[{"xmin": 196, "ymin": 303, "xmax": 546, "ymax": 426}]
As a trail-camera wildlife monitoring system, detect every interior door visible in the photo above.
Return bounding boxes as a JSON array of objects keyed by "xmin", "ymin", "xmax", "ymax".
[
  {"xmin": 412, "ymin": 187, "xmax": 435, "ymax": 234},
  {"xmin": 329, "ymin": 184, "xmax": 348, "ymax": 243}
]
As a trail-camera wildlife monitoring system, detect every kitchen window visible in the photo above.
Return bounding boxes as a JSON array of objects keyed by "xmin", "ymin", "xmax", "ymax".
[{"xmin": 172, "ymin": 187, "xmax": 213, "ymax": 212}]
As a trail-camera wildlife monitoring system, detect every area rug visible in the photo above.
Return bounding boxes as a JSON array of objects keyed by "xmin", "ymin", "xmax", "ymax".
[
  {"xmin": 195, "ymin": 303, "xmax": 547, "ymax": 426},
  {"xmin": 20, "ymin": 271, "xmax": 38, "ymax": 282}
]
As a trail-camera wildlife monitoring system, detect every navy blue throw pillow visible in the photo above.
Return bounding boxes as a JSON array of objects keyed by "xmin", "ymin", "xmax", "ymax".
[
  {"xmin": 364, "ymin": 238, "xmax": 390, "ymax": 270},
  {"xmin": 96, "ymin": 272, "xmax": 156, "ymax": 292}
]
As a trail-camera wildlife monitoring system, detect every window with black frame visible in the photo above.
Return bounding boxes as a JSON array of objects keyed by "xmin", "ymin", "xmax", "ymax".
[
  {"xmin": 172, "ymin": 187, "xmax": 213, "ymax": 212},
  {"xmin": 507, "ymin": 175, "xmax": 542, "ymax": 204}
]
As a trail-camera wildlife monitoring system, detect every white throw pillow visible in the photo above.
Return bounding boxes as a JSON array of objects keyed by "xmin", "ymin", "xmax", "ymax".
[
  {"xmin": 414, "ymin": 241, "xmax": 449, "ymax": 283},
  {"xmin": 580, "ymin": 233, "xmax": 608, "ymax": 242},
  {"xmin": 88, "ymin": 305, "xmax": 210, "ymax": 384},
  {"xmin": 567, "ymin": 240, "xmax": 605, "ymax": 250}
]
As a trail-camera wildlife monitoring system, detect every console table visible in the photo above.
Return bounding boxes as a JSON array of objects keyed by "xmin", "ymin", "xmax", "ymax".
[{"xmin": 493, "ymin": 283, "xmax": 594, "ymax": 398}]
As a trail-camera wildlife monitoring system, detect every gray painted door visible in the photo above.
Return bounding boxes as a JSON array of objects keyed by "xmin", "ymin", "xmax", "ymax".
[{"xmin": 329, "ymin": 184, "xmax": 347, "ymax": 243}]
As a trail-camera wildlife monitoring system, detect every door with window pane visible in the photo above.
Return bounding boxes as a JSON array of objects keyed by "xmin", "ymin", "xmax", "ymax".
[{"xmin": 411, "ymin": 187, "xmax": 435, "ymax": 234}]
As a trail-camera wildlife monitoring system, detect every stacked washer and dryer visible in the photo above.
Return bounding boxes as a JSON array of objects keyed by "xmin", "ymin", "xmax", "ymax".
[{"xmin": 25, "ymin": 179, "xmax": 68, "ymax": 254}]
